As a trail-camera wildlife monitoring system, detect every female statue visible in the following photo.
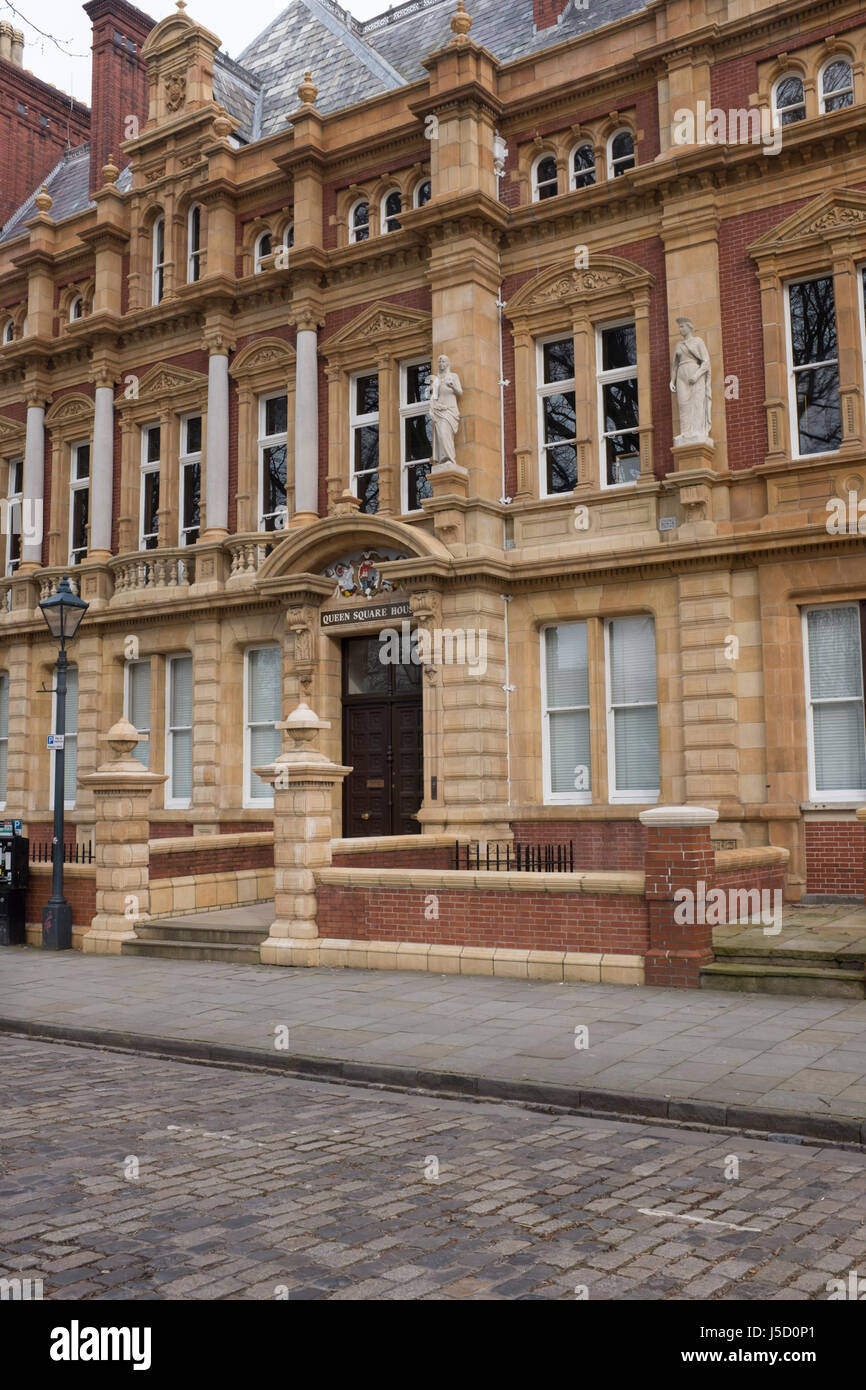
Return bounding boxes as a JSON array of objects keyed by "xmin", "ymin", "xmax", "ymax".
[
  {"xmin": 670, "ymin": 317, "xmax": 712, "ymax": 444},
  {"xmin": 430, "ymin": 354, "xmax": 463, "ymax": 467}
]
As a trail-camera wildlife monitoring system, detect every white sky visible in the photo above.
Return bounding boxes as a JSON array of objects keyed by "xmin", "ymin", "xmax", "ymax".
[{"xmin": 7, "ymin": 0, "xmax": 386, "ymax": 105}]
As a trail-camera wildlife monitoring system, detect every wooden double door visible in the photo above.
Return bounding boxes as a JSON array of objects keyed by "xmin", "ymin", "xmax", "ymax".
[{"xmin": 341, "ymin": 635, "xmax": 423, "ymax": 838}]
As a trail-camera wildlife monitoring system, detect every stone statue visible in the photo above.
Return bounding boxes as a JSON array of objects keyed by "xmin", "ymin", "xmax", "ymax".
[
  {"xmin": 429, "ymin": 354, "xmax": 463, "ymax": 467},
  {"xmin": 670, "ymin": 317, "xmax": 712, "ymax": 445}
]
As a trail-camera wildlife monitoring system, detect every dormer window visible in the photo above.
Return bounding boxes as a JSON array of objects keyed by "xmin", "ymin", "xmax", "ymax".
[
  {"xmin": 152, "ymin": 216, "xmax": 165, "ymax": 305},
  {"xmin": 382, "ymin": 189, "xmax": 402, "ymax": 233},
  {"xmin": 532, "ymin": 154, "xmax": 558, "ymax": 202},
  {"xmin": 187, "ymin": 204, "xmax": 203, "ymax": 283},
  {"xmin": 349, "ymin": 200, "xmax": 370, "ymax": 243},
  {"xmin": 607, "ymin": 130, "xmax": 635, "ymax": 178},
  {"xmin": 772, "ymin": 74, "xmax": 806, "ymax": 126},
  {"xmin": 254, "ymin": 231, "xmax": 272, "ymax": 274}
]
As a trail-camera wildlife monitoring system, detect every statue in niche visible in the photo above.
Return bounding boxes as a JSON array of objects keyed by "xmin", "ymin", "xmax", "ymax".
[
  {"xmin": 670, "ymin": 316, "xmax": 712, "ymax": 445},
  {"xmin": 429, "ymin": 354, "xmax": 463, "ymax": 467}
]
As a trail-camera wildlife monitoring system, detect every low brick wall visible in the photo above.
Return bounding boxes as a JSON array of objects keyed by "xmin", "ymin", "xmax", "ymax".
[
  {"xmin": 331, "ymin": 834, "xmax": 454, "ymax": 870},
  {"xmin": 147, "ymin": 831, "xmax": 274, "ymax": 917},
  {"xmin": 510, "ymin": 819, "xmax": 647, "ymax": 869},
  {"xmin": 317, "ymin": 867, "xmax": 648, "ymax": 957},
  {"xmin": 804, "ymin": 821, "xmax": 865, "ymax": 898},
  {"xmin": 25, "ymin": 864, "xmax": 97, "ymax": 950}
]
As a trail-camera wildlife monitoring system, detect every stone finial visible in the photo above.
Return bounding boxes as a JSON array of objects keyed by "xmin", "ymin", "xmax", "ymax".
[
  {"xmin": 281, "ymin": 700, "xmax": 330, "ymax": 747},
  {"xmin": 101, "ymin": 154, "xmax": 120, "ymax": 186},
  {"xmin": 333, "ymin": 488, "xmax": 362, "ymax": 517},
  {"xmin": 297, "ymin": 70, "xmax": 318, "ymax": 105},
  {"xmin": 34, "ymin": 185, "xmax": 53, "ymax": 214},
  {"xmin": 450, "ymin": 1, "xmax": 472, "ymax": 38},
  {"xmin": 176, "ymin": 1, "xmax": 188, "ymax": 10},
  {"xmin": 102, "ymin": 717, "xmax": 144, "ymax": 762}
]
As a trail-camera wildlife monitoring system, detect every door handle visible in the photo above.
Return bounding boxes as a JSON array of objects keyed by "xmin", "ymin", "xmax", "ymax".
[{"xmin": 360, "ymin": 812, "xmax": 371, "ymax": 821}]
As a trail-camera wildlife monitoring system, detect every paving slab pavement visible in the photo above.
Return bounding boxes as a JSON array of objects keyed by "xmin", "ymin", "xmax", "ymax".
[{"xmin": 2, "ymin": 946, "xmax": 866, "ymax": 1143}]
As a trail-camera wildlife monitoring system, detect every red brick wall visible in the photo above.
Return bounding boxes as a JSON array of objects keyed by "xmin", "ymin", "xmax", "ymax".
[
  {"xmin": 532, "ymin": 0, "xmax": 569, "ymax": 29},
  {"xmin": 805, "ymin": 822, "xmax": 866, "ymax": 898},
  {"xmin": 332, "ymin": 846, "xmax": 452, "ymax": 869},
  {"xmin": 510, "ymin": 820, "xmax": 647, "ymax": 868},
  {"xmin": 149, "ymin": 841, "xmax": 274, "ymax": 877},
  {"xmin": 26, "ymin": 872, "xmax": 96, "ymax": 929},
  {"xmin": 149, "ymin": 822, "xmax": 193, "ymax": 839},
  {"xmin": 84, "ymin": 0, "xmax": 154, "ymax": 195},
  {"xmin": 0, "ymin": 62, "xmax": 90, "ymax": 226},
  {"xmin": 318, "ymin": 883, "xmax": 648, "ymax": 954}
]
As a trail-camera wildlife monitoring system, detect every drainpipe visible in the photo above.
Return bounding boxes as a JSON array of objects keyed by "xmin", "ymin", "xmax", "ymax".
[
  {"xmin": 501, "ymin": 594, "xmax": 514, "ymax": 809},
  {"xmin": 494, "ymin": 131, "xmax": 511, "ymax": 510}
]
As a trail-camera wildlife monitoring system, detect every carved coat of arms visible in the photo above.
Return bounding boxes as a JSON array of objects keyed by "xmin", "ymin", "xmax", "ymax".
[{"xmin": 165, "ymin": 74, "xmax": 187, "ymax": 113}]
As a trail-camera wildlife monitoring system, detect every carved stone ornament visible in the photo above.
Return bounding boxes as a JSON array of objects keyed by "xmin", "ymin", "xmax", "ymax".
[
  {"xmin": 670, "ymin": 316, "xmax": 712, "ymax": 445},
  {"xmin": 322, "ymin": 550, "xmax": 406, "ymax": 600},
  {"xmin": 165, "ymin": 73, "xmax": 187, "ymax": 113}
]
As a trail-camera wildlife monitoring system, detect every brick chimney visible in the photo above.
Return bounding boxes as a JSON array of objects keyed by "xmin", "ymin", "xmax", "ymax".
[
  {"xmin": 532, "ymin": 0, "xmax": 571, "ymax": 30},
  {"xmin": 83, "ymin": 0, "xmax": 156, "ymax": 194}
]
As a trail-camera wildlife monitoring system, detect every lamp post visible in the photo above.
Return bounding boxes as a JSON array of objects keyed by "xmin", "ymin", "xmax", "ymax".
[{"xmin": 38, "ymin": 574, "xmax": 89, "ymax": 950}]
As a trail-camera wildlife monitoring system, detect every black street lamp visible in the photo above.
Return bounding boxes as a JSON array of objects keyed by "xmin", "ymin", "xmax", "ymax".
[{"xmin": 38, "ymin": 575, "xmax": 88, "ymax": 950}]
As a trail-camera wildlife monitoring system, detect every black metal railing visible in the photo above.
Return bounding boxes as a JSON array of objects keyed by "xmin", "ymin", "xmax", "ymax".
[
  {"xmin": 30, "ymin": 841, "xmax": 93, "ymax": 865},
  {"xmin": 454, "ymin": 840, "xmax": 575, "ymax": 873}
]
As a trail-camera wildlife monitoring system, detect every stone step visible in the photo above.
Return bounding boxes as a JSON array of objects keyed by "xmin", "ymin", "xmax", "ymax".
[
  {"xmin": 122, "ymin": 938, "xmax": 263, "ymax": 965},
  {"xmin": 134, "ymin": 922, "xmax": 268, "ymax": 946},
  {"xmin": 701, "ymin": 959, "xmax": 864, "ymax": 999},
  {"xmin": 714, "ymin": 943, "xmax": 866, "ymax": 965}
]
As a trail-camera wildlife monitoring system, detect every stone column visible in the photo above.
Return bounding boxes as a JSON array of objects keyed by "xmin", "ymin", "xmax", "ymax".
[
  {"xmin": 257, "ymin": 702, "xmax": 351, "ymax": 966},
  {"xmin": 78, "ymin": 719, "xmax": 167, "ymax": 955},
  {"xmin": 89, "ymin": 379, "xmax": 115, "ymax": 561},
  {"xmin": 20, "ymin": 395, "xmax": 45, "ymax": 569},
  {"xmin": 204, "ymin": 348, "xmax": 230, "ymax": 539},
  {"xmin": 292, "ymin": 324, "xmax": 319, "ymax": 525},
  {"xmin": 640, "ymin": 805, "xmax": 718, "ymax": 988}
]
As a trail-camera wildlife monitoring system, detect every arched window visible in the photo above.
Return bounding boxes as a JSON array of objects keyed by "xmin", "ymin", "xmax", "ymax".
[
  {"xmin": 152, "ymin": 215, "xmax": 165, "ymax": 305},
  {"xmin": 187, "ymin": 203, "xmax": 202, "ymax": 283},
  {"xmin": 607, "ymin": 130, "xmax": 635, "ymax": 178},
  {"xmin": 772, "ymin": 74, "xmax": 806, "ymax": 126},
  {"xmin": 349, "ymin": 200, "xmax": 370, "ymax": 243},
  {"xmin": 819, "ymin": 59, "xmax": 854, "ymax": 114},
  {"xmin": 283, "ymin": 224, "xmax": 294, "ymax": 251},
  {"xmin": 532, "ymin": 154, "xmax": 558, "ymax": 201},
  {"xmin": 254, "ymin": 230, "xmax": 272, "ymax": 274},
  {"xmin": 381, "ymin": 189, "xmax": 402, "ymax": 233},
  {"xmin": 414, "ymin": 179, "xmax": 431, "ymax": 208},
  {"xmin": 570, "ymin": 143, "xmax": 596, "ymax": 191},
  {"xmin": 2, "ymin": 320, "xmax": 15, "ymax": 344},
  {"xmin": 69, "ymin": 295, "xmax": 84, "ymax": 322}
]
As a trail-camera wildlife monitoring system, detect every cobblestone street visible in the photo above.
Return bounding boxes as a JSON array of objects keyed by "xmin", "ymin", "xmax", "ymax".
[{"xmin": 3, "ymin": 1036, "xmax": 866, "ymax": 1301}]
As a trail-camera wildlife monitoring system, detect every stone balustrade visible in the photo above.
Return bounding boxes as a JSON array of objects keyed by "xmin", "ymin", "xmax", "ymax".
[
  {"xmin": 110, "ymin": 550, "xmax": 194, "ymax": 595},
  {"xmin": 226, "ymin": 533, "xmax": 275, "ymax": 581}
]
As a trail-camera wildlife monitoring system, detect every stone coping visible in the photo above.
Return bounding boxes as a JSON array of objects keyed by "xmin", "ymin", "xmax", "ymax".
[
  {"xmin": 639, "ymin": 805, "xmax": 718, "ymax": 827},
  {"xmin": 29, "ymin": 861, "xmax": 95, "ymax": 877},
  {"xmin": 330, "ymin": 833, "xmax": 456, "ymax": 855},
  {"xmin": 148, "ymin": 830, "xmax": 274, "ymax": 854},
  {"xmin": 714, "ymin": 846, "xmax": 790, "ymax": 872},
  {"xmin": 856, "ymin": 807, "xmax": 866, "ymax": 824},
  {"xmin": 316, "ymin": 866, "xmax": 646, "ymax": 894}
]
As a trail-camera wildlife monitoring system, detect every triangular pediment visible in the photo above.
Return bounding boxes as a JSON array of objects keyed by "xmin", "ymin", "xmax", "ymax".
[
  {"xmin": 749, "ymin": 190, "xmax": 866, "ymax": 258},
  {"xmin": 118, "ymin": 362, "xmax": 208, "ymax": 404},
  {"xmin": 0, "ymin": 412, "xmax": 24, "ymax": 440},
  {"xmin": 230, "ymin": 336, "xmax": 295, "ymax": 379},
  {"xmin": 506, "ymin": 254, "xmax": 654, "ymax": 319},
  {"xmin": 322, "ymin": 301, "xmax": 431, "ymax": 353}
]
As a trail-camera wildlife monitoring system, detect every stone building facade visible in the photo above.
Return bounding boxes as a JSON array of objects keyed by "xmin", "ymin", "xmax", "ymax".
[{"xmin": 0, "ymin": 0, "xmax": 865, "ymax": 921}]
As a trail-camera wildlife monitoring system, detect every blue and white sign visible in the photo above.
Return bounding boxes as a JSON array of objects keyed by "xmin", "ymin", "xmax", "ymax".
[{"xmin": 46, "ymin": 734, "xmax": 65, "ymax": 750}]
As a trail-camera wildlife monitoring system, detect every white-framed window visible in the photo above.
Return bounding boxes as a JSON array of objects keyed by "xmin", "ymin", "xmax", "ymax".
[
  {"xmin": 607, "ymin": 129, "xmax": 635, "ymax": 178},
  {"xmin": 536, "ymin": 335, "xmax": 577, "ymax": 495},
  {"xmin": 166, "ymin": 654, "xmax": 193, "ymax": 807},
  {"xmin": 244, "ymin": 645, "xmax": 281, "ymax": 805},
  {"xmin": 381, "ymin": 188, "xmax": 402, "ymax": 233},
  {"xmin": 124, "ymin": 658, "xmax": 151, "ymax": 770},
  {"xmin": 785, "ymin": 275, "xmax": 841, "ymax": 457},
  {"xmin": 50, "ymin": 664, "xmax": 78, "ymax": 810},
  {"xmin": 5, "ymin": 456, "xmax": 22, "ymax": 576},
  {"xmin": 68, "ymin": 440, "xmax": 90, "ymax": 566},
  {"xmin": 350, "ymin": 370, "xmax": 379, "ymax": 513},
  {"xmin": 819, "ymin": 58, "xmax": 854, "ymax": 114},
  {"xmin": 597, "ymin": 320, "xmax": 640, "ymax": 487},
  {"xmin": 772, "ymin": 73, "xmax": 806, "ymax": 126},
  {"xmin": 179, "ymin": 414, "xmax": 201, "ymax": 546},
  {"xmin": 282, "ymin": 224, "xmax": 294, "ymax": 253},
  {"xmin": 349, "ymin": 200, "xmax": 370, "ymax": 243},
  {"xmin": 152, "ymin": 215, "xmax": 165, "ymax": 305},
  {"xmin": 0, "ymin": 671, "xmax": 8, "ymax": 806},
  {"xmin": 253, "ymin": 229, "xmax": 272, "ymax": 273},
  {"xmin": 399, "ymin": 359, "xmax": 432, "ymax": 513},
  {"xmin": 803, "ymin": 604, "xmax": 866, "ymax": 800},
  {"xmin": 542, "ymin": 623, "xmax": 591, "ymax": 805},
  {"xmin": 604, "ymin": 615, "xmax": 659, "ymax": 803},
  {"xmin": 140, "ymin": 423, "xmax": 160, "ymax": 550},
  {"xmin": 2, "ymin": 320, "xmax": 15, "ymax": 344},
  {"xmin": 69, "ymin": 295, "xmax": 84, "ymax": 322},
  {"xmin": 258, "ymin": 393, "xmax": 288, "ymax": 531},
  {"xmin": 570, "ymin": 142, "xmax": 596, "ymax": 190},
  {"xmin": 532, "ymin": 153, "xmax": 558, "ymax": 201},
  {"xmin": 413, "ymin": 178, "xmax": 431, "ymax": 208},
  {"xmin": 187, "ymin": 203, "xmax": 203, "ymax": 282}
]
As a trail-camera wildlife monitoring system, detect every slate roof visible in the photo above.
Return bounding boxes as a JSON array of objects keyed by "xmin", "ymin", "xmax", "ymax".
[{"xmin": 0, "ymin": 143, "xmax": 92, "ymax": 243}]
